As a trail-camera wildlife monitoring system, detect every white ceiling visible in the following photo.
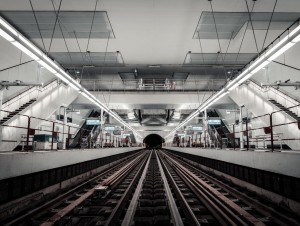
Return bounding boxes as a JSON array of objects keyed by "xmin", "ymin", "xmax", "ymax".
[
  {"xmin": 1, "ymin": 0, "xmax": 300, "ymax": 137},
  {"xmin": 1, "ymin": 0, "xmax": 300, "ymax": 65}
]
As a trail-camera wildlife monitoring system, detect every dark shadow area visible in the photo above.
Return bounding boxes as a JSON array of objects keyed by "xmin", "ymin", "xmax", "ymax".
[{"xmin": 143, "ymin": 134, "xmax": 165, "ymax": 148}]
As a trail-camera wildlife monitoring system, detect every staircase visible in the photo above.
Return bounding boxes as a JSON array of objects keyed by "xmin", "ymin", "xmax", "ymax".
[
  {"xmin": 207, "ymin": 110, "xmax": 237, "ymax": 148},
  {"xmin": 268, "ymin": 99, "xmax": 300, "ymax": 121},
  {"xmin": 0, "ymin": 82, "xmax": 79, "ymax": 151},
  {"xmin": 69, "ymin": 110, "xmax": 101, "ymax": 148},
  {"xmin": 229, "ymin": 81, "xmax": 300, "ymax": 150},
  {"xmin": 0, "ymin": 99, "xmax": 36, "ymax": 125}
]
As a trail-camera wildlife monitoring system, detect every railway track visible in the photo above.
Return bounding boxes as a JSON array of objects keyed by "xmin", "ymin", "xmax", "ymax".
[
  {"xmin": 2, "ymin": 149, "xmax": 299, "ymax": 226},
  {"xmin": 2, "ymin": 150, "xmax": 147, "ymax": 226},
  {"xmin": 158, "ymin": 149, "xmax": 300, "ymax": 226}
]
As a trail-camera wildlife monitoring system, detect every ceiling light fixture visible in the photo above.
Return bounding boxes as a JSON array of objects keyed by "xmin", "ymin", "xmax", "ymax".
[
  {"xmin": 0, "ymin": 16, "xmax": 143, "ymax": 139},
  {"xmin": 165, "ymin": 20, "xmax": 300, "ymax": 140}
]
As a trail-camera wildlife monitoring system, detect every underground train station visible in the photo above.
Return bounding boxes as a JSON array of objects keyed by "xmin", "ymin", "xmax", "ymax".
[{"xmin": 0, "ymin": 0, "xmax": 300, "ymax": 225}]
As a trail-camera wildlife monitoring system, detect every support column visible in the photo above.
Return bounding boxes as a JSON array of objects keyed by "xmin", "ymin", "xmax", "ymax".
[
  {"xmin": 62, "ymin": 107, "xmax": 67, "ymax": 149},
  {"xmin": 100, "ymin": 108, "xmax": 104, "ymax": 148},
  {"xmin": 239, "ymin": 106, "xmax": 244, "ymax": 149},
  {"xmin": 0, "ymin": 89, "xmax": 3, "ymax": 143},
  {"xmin": 204, "ymin": 109, "xmax": 208, "ymax": 148}
]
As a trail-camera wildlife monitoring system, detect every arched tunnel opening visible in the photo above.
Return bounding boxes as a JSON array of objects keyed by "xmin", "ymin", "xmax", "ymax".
[{"xmin": 143, "ymin": 134, "xmax": 165, "ymax": 149}]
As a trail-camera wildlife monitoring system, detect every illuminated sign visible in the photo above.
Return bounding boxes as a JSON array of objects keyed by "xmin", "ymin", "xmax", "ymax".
[
  {"xmin": 208, "ymin": 119, "xmax": 221, "ymax": 125},
  {"xmin": 113, "ymin": 130, "xmax": 122, "ymax": 135},
  {"xmin": 123, "ymin": 133, "xmax": 131, "ymax": 138},
  {"xmin": 192, "ymin": 126, "xmax": 203, "ymax": 131},
  {"xmin": 86, "ymin": 119, "xmax": 100, "ymax": 125},
  {"xmin": 177, "ymin": 133, "xmax": 185, "ymax": 137},
  {"xmin": 104, "ymin": 126, "xmax": 115, "ymax": 131}
]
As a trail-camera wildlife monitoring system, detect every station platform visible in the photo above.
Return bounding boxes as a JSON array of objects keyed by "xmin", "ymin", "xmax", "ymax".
[
  {"xmin": 0, "ymin": 147, "xmax": 142, "ymax": 180},
  {"xmin": 165, "ymin": 147, "xmax": 300, "ymax": 178}
]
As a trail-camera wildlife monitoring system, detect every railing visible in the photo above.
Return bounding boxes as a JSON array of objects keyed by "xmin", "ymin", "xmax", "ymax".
[
  {"xmin": 0, "ymin": 79, "xmax": 59, "ymax": 120},
  {"xmin": 80, "ymin": 78, "xmax": 226, "ymax": 92},
  {"xmin": 249, "ymin": 80, "xmax": 300, "ymax": 117},
  {"xmin": 0, "ymin": 109, "xmax": 138, "ymax": 151},
  {"xmin": 167, "ymin": 104, "xmax": 300, "ymax": 151}
]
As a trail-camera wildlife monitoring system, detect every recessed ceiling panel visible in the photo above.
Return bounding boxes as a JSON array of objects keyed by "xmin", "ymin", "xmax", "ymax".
[
  {"xmin": 194, "ymin": 12, "xmax": 300, "ymax": 39},
  {"xmin": 119, "ymin": 72, "xmax": 136, "ymax": 80},
  {"xmin": 50, "ymin": 52, "xmax": 124, "ymax": 67},
  {"xmin": 184, "ymin": 53, "xmax": 256, "ymax": 66},
  {"xmin": 172, "ymin": 72, "xmax": 189, "ymax": 80},
  {"xmin": 0, "ymin": 11, "xmax": 115, "ymax": 39}
]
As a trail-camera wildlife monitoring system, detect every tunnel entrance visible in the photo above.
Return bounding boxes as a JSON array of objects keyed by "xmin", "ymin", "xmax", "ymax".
[{"xmin": 143, "ymin": 134, "xmax": 165, "ymax": 148}]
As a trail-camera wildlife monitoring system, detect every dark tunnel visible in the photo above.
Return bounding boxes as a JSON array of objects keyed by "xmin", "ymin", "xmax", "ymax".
[{"xmin": 143, "ymin": 134, "xmax": 165, "ymax": 148}]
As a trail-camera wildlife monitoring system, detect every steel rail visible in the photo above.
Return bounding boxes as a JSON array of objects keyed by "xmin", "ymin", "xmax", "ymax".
[
  {"xmin": 121, "ymin": 150, "xmax": 152, "ymax": 226},
  {"xmin": 165, "ymin": 150, "xmax": 300, "ymax": 226},
  {"xmin": 155, "ymin": 150, "xmax": 184, "ymax": 226},
  {"xmin": 104, "ymin": 151, "xmax": 151, "ymax": 226},
  {"xmin": 40, "ymin": 152, "xmax": 147, "ymax": 226},
  {"xmin": 157, "ymin": 151, "xmax": 201, "ymax": 226},
  {"xmin": 162, "ymin": 151, "xmax": 265, "ymax": 226},
  {"xmin": 2, "ymin": 151, "xmax": 143, "ymax": 226},
  {"xmin": 163, "ymin": 154, "xmax": 237, "ymax": 226}
]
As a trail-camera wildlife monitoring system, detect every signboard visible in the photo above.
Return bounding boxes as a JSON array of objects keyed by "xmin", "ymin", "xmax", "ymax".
[
  {"xmin": 177, "ymin": 133, "xmax": 185, "ymax": 137},
  {"xmin": 123, "ymin": 133, "xmax": 131, "ymax": 138},
  {"xmin": 86, "ymin": 119, "xmax": 100, "ymax": 125},
  {"xmin": 192, "ymin": 126, "xmax": 203, "ymax": 131},
  {"xmin": 186, "ymin": 131, "xmax": 194, "ymax": 135},
  {"xmin": 104, "ymin": 126, "xmax": 115, "ymax": 131},
  {"xmin": 208, "ymin": 119, "xmax": 221, "ymax": 125},
  {"xmin": 113, "ymin": 130, "xmax": 122, "ymax": 135}
]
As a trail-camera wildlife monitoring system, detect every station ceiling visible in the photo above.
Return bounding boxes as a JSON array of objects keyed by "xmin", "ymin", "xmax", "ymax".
[{"xmin": 1, "ymin": 0, "xmax": 300, "ymax": 136}]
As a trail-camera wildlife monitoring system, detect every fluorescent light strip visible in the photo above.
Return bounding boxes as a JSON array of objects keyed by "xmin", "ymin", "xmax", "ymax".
[
  {"xmin": 43, "ymin": 55, "xmax": 60, "ymax": 70},
  {"xmin": 0, "ymin": 28, "xmax": 15, "ymax": 42},
  {"xmin": 81, "ymin": 92, "xmax": 95, "ymax": 103},
  {"xmin": 0, "ymin": 16, "xmax": 142, "ymax": 139},
  {"xmin": 268, "ymin": 42, "xmax": 295, "ymax": 61},
  {"xmin": 11, "ymin": 41, "xmax": 40, "ymax": 61},
  {"xmin": 54, "ymin": 73, "xmax": 70, "ymax": 84},
  {"xmin": 19, "ymin": 35, "xmax": 42, "ymax": 56},
  {"xmin": 292, "ymin": 34, "xmax": 300, "ymax": 43},
  {"xmin": 37, "ymin": 60, "xmax": 57, "ymax": 74},
  {"xmin": 165, "ymin": 23, "xmax": 300, "ymax": 140},
  {"xmin": 69, "ymin": 82, "xmax": 80, "ymax": 91},
  {"xmin": 0, "ymin": 18, "xmax": 18, "ymax": 36}
]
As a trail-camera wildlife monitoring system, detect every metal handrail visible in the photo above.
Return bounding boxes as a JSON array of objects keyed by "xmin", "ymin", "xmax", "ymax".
[
  {"xmin": 250, "ymin": 80, "xmax": 300, "ymax": 107},
  {"xmin": 249, "ymin": 80, "xmax": 300, "ymax": 117},
  {"xmin": 1, "ymin": 79, "xmax": 58, "ymax": 112}
]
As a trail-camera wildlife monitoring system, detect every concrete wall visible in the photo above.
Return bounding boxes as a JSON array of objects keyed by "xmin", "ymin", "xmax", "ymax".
[
  {"xmin": 0, "ymin": 147, "xmax": 142, "ymax": 180},
  {"xmin": 166, "ymin": 147, "xmax": 300, "ymax": 178}
]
